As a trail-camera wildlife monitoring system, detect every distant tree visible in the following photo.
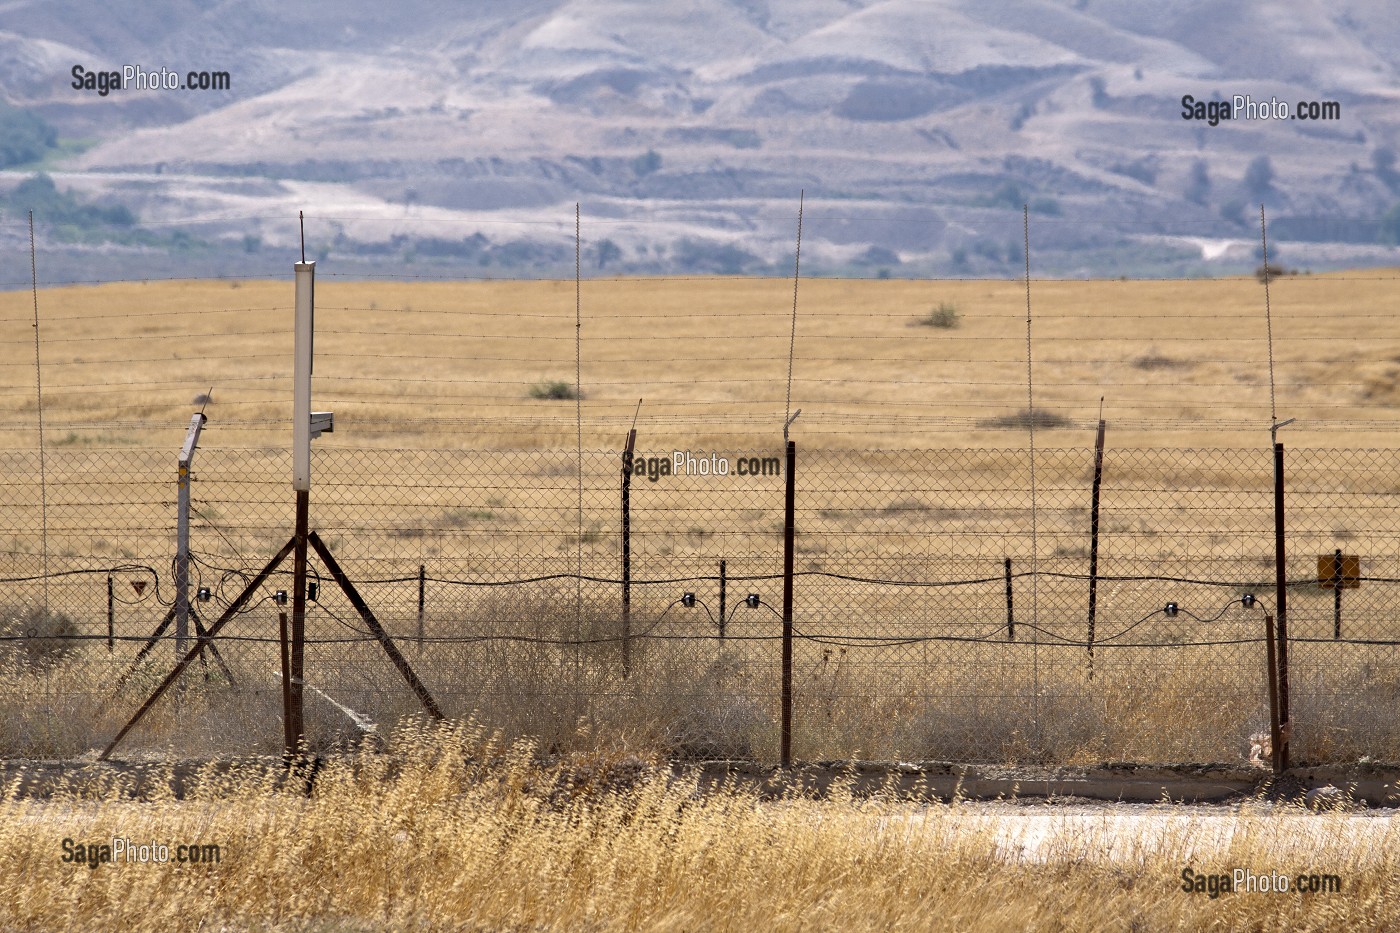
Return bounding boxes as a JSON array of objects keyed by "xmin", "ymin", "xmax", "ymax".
[
  {"xmin": 1088, "ymin": 76, "xmax": 1110, "ymax": 109},
  {"xmin": 673, "ymin": 237, "xmax": 758, "ymax": 274},
  {"xmin": 972, "ymin": 239, "xmax": 1002, "ymax": 262},
  {"xmin": 1373, "ymin": 147, "xmax": 1398, "ymax": 189},
  {"xmin": 1185, "ymin": 160, "xmax": 1210, "ymax": 205},
  {"xmin": 984, "ymin": 181, "xmax": 1024, "ymax": 210},
  {"xmin": 1220, "ymin": 199, "xmax": 1247, "ymax": 226},
  {"xmin": 1244, "ymin": 155, "xmax": 1274, "ymax": 197},
  {"xmin": 8, "ymin": 173, "xmax": 131, "ymax": 226},
  {"xmin": 0, "ymin": 107, "xmax": 57, "ymax": 168},
  {"xmin": 595, "ymin": 238, "xmax": 622, "ymax": 270},
  {"xmin": 1380, "ymin": 203, "xmax": 1400, "ymax": 245},
  {"xmin": 632, "ymin": 149, "xmax": 662, "ymax": 177},
  {"xmin": 1110, "ymin": 158, "xmax": 1157, "ymax": 186},
  {"xmin": 1009, "ymin": 101, "xmax": 1034, "ymax": 132}
]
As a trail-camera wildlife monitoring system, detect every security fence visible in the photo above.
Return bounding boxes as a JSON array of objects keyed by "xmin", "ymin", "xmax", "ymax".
[{"xmin": 3, "ymin": 441, "xmax": 1399, "ymax": 767}]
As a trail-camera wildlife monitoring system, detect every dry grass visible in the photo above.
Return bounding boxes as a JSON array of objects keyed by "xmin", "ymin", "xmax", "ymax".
[
  {"xmin": 6, "ymin": 625, "xmax": 1400, "ymax": 767},
  {"xmin": 1, "ymin": 720, "xmax": 1396, "ymax": 931}
]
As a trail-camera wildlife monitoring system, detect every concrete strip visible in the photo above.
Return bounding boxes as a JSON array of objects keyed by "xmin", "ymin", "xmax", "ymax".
[
  {"xmin": 679, "ymin": 760, "xmax": 1400, "ymax": 808},
  {"xmin": 3, "ymin": 757, "xmax": 1398, "ymax": 807}
]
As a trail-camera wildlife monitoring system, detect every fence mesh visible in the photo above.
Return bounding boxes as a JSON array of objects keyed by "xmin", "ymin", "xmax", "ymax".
[{"xmin": 3, "ymin": 442, "xmax": 1398, "ymax": 766}]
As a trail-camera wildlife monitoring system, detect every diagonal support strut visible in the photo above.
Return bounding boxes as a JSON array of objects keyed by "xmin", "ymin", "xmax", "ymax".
[
  {"xmin": 99, "ymin": 537, "xmax": 297, "ymax": 761},
  {"xmin": 308, "ymin": 532, "xmax": 444, "ymax": 721}
]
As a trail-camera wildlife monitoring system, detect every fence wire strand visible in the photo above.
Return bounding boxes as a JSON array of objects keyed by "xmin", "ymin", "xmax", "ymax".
[{"xmin": 3, "ymin": 443, "xmax": 1399, "ymax": 767}]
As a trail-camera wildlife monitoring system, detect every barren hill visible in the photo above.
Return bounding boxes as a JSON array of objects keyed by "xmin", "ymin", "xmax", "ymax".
[{"xmin": 3, "ymin": 0, "xmax": 1400, "ymax": 279}]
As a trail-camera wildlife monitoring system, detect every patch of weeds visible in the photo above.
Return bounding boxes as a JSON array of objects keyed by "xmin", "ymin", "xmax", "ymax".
[
  {"xmin": 915, "ymin": 301, "xmax": 961, "ymax": 329},
  {"xmin": 0, "ymin": 603, "xmax": 80, "ymax": 669},
  {"xmin": 51, "ymin": 431, "xmax": 136, "ymax": 446},
  {"xmin": 562, "ymin": 522, "xmax": 605, "ymax": 547},
  {"xmin": 977, "ymin": 409, "xmax": 1072, "ymax": 430},
  {"xmin": 441, "ymin": 507, "xmax": 497, "ymax": 526},
  {"xmin": 1132, "ymin": 351, "xmax": 1193, "ymax": 371},
  {"xmin": 529, "ymin": 380, "xmax": 581, "ymax": 401},
  {"xmin": 1255, "ymin": 263, "xmax": 1296, "ymax": 282}
]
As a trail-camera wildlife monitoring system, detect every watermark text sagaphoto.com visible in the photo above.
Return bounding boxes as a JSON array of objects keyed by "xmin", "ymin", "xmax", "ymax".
[
  {"xmin": 1180, "ymin": 94, "xmax": 1341, "ymax": 125},
  {"xmin": 71, "ymin": 64, "xmax": 230, "ymax": 96},
  {"xmin": 624, "ymin": 450, "xmax": 782, "ymax": 482},
  {"xmin": 1180, "ymin": 866, "xmax": 1343, "ymax": 898},
  {"xmin": 61, "ymin": 837, "xmax": 222, "ymax": 868}
]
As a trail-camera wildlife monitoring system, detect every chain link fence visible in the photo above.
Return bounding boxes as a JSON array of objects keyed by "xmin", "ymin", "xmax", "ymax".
[{"xmin": 3, "ymin": 442, "xmax": 1399, "ymax": 765}]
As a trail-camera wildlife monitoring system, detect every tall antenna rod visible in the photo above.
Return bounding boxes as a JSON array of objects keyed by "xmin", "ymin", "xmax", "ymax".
[
  {"xmin": 1023, "ymin": 204, "xmax": 1040, "ymax": 732},
  {"xmin": 574, "ymin": 203, "xmax": 583, "ymax": 637},
  {"xmin": 299, "ymin": 210, "xmax": 306, "ymax": 263},
  {"xmin": 784, "ymin": 190, "xmax": 803, "ymax": 442},
  {"xmin": 1260, "ymin": 204, "xmax": 1282, "ymax": 441},
  {"xmin": 29, "ymin": 211, "xmax": 48, "ymax": 611}
]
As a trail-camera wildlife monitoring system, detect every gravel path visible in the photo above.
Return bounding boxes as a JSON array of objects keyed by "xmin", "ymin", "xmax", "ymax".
[{"xmin": 906, "ymin": 799, "xmax": 1399, "ymax": 864}]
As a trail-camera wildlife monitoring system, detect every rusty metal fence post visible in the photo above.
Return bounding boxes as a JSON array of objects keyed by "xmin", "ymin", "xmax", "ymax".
[
  {"xmin": 279, "ymin": 610, "xmax": 293, "ymax": 760},
  {"xmin": 1265, "ymin": 612, "xmax": 1282, "ymax": 776},
  {"xmin": 1086, "ymin": 418, "xmax": 1106, "ymax": 675},
  {"xmin": 1272, "ymin": 441, "xmax": 1290, "ymax": 770},
  {"xmin": 106, "ymin": 574, "xmax": 114, "ymax": 653},
  {"xmin": 1004, "ymin": 557, "xmax": 1015, "ymax": 641},
  {"xmin": 1080, "ymin": 417, "xmax": 1103, "ymax": 672},
  {"xmin": 781, "ymin": 440, "xmax": 796, "ymax": 768},
  {"xmin": 416, "ymin": 563, "xmax": 426, "ymax": 650},
  {"xmin": 620, "ymin": 428, "xmax": 636, "ymax": 677},
  {"xmin": 289, "ymin": 488, "xmax": 309, "ymax": 753},
  {"xmin": 1332, "ymin": 548, "xmax": 1344, "ymax": 640},
  {"xmin": 718, "ymin": 558, "xmax": 727, "ymax": 640}
]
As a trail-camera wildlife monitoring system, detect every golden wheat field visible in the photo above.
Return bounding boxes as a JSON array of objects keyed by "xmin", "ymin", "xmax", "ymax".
[
  {"xmin": 3, "ymin": 274, "xmax": 1400, "ymax": 929},
  {"xmin": 2, "ymin": 270, "xmax": 1400, "ymax": 451}
]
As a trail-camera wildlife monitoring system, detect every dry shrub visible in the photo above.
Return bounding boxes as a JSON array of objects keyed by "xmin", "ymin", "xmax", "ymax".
[
  {"xmin": 977, "ymin": 409, "xmax": 1073, "ymax": 430},
  {"xmin": 0, "ymin": 602, "xmax": 81, "ymax": 670},
  {"xmin": 0, "ymin": 721, "xmax": 1397, "ymax": 931}
]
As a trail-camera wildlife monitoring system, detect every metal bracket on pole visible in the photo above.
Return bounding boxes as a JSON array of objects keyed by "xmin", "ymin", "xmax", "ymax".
[
  {"xmin": 783, "ymin": 408, "xmax": 801, "ymax": 443},
  {"xmin": 310, "ymin": 411, "xmax": 334, "ymax": 439}
]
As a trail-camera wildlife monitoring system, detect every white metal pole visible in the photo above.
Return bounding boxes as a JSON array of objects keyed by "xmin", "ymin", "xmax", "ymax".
[{"xmin": 293, "ymin": 261, "xmax": 315, "ymax": 491}]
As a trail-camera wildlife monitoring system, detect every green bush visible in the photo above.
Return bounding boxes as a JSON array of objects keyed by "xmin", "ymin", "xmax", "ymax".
[
  {"xmin": 917, "ymin": 302, "xmax": 961, "ymax": 329},
  {"xmin": 0, "ymin": 107, "xmax": 58, "ymax": 168},
  {"xmin": 529, "ymin": 380, "xmax": 580, "ymax": 400}
]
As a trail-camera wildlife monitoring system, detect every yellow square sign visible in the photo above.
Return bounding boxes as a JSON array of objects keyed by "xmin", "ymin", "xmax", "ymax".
[{"xmin": 1317, "ymin": 554, "xmax": 1360, "ymax": 589}]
